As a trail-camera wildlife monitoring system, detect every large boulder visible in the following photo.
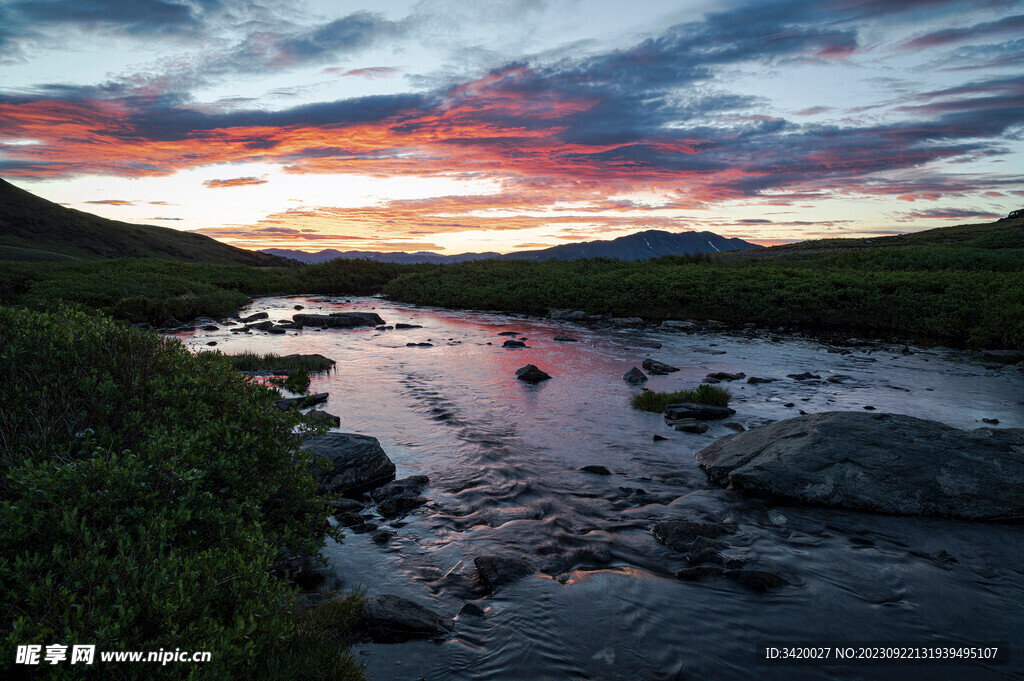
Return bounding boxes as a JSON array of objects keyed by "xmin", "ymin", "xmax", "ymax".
[
  {"xmin": 358, "ymin": 594, "xmax": 453, "ymax": 642},
  {"xmin": 515, "ymin": 364, "xmax": 551, "ymax": 383},
  {"xmin": 623, "ymin": 367, "xmax": 648, "ymax": 384},
  {"xmin": 292, "ymin": 312, "xmax": 385, "ymax": 328},
  {"xmin": 304, "ymin": 433, "xmax": 396, "ymax": 495},
  {"xmin": 694, "ymin": 412, "xmax": 1024, "ymax": 520}
]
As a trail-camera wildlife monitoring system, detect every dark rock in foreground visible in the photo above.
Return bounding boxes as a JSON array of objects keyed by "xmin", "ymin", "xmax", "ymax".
[
  {"xmin": 664, "ymin": 402, "xmax": 736, "ymax": 420},
  {"xmin": 304, "ymin": 433, "xmax": 396, "ymax": 495},
  {"xmin": 515, "ymin": 364, "xmax": 551, "ymax": 383},
  {"xmin": 372, "ymin": 475, "xmax": 430, "ymax": 518},
  {"xmin": 694, "ymin": 411, "xmax": 1024, "ymax": 520},
  {"xmin": 580, "ymin": 465, "xmax": 611, "ymax": 475},
  {"xmin": 652, "ymin": 520, "xmax": 735, "ymax": 553},
  {"xmin": 358, "ymin": 594, "xmax": 453, "ymax": 643},
  {"xmin": 623, "ymin": 367, "xmax": 648, "ymax": 384},
  {"xmin": 292, "ymin": 312, "xmax": 385, "ymax": 328},
  {"xmin": 642, "ymin": 359, "xmax": 679, "ymax": 375},
  {"xmin": 474, "ymin": 555, "xmax": 536, "ymax": 593}
]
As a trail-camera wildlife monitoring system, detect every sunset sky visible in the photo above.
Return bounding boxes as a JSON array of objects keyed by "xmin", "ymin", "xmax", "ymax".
[{"xmin": 2, "ymin": 0, "xmax": 1023, "ymax": 254}]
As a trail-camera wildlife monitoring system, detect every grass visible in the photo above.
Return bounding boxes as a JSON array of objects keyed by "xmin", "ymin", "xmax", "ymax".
[
  {"xmin": 226, "ymin": 352, "xmax": 336, "ymax": 373},
  {"xmin": 632, "ymin": 384, "xmax": 732, "ymax": 412},
  {"xmin": 252, "ymin": 592, "xmax": 367, "ymax": 681},
  {"xmin": 284, "ymin": 368, "xmax": 312, "ymax": 394}
]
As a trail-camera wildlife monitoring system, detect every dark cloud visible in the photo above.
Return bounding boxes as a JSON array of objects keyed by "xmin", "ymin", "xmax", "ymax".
[{"xmin": 895, "ymin": 208, "xmax": 1003, "ymax": 221}]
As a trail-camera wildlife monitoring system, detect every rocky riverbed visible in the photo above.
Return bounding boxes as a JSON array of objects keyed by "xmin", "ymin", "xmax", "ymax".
[{"xmin": 165, "ymin": 295, "xmax": 1024, "ymax": 681}]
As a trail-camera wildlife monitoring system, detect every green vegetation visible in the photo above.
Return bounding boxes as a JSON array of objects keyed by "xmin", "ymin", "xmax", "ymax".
[
  {"xmin": 0, "ymin": 306, "xmax": 363, "ymax": 679},
  {"xmin": 226, "ymin": 352, "xmax": 336, "ymax": 374},
  {"xmin": 253, "ymin": 594, "xmax": 366, "ymax": 681},
  {"xmin": 284, "ymin": 369, "xmax": 312, "ymax": 394},
  {"xmin": 0, "ymin": 257, "xmax": 415, "ymax": 325},
  {"xmin": 632, "ymin": 384, "xmax": 732, "ymax": 412},
  {"xmin": 383, "ymin": 220, "xmax": 1024, "ymax": 349}
]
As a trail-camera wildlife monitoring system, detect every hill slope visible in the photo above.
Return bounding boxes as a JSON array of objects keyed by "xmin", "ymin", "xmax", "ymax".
[
  {"xmin": 263, "ymin": 229, "xmax": 759, "ymax": 264},
  {"xmin": 0, "ymin": 179, "xmax": 288, "ymax": 265}
]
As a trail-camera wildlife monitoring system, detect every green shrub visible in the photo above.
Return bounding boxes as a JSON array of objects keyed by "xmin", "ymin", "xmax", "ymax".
[
  {"xmin": 0, "ymin": 306, "xmax": 345, "ymax": 679},
  {"xmin": 284, "ymin": 369, "xmax": 311, "ymax": 394},
  {"xmin": 631, "ymin": 384, "xmax": 732, "ymax": 412}
]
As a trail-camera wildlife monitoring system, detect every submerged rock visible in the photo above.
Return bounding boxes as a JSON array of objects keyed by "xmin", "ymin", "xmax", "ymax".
[
  {"xmin": 670, "ymin": 418, "xmax": 710, "ymax": 434},
  {"xmin": 724, "ymin": 569, "xmax": 791, "ymax": 593},
  {"xmin": 304, "ymin": 433, "xmax": 396, "ymax": 495},
  {"xmin": 642, "ymin": 359, "xmax": 680, "ymax": 375},
  {"xmin": 358, "ymin": 594, "xmax": 453, "ymax": 643},
  {"xmin": 474, "ymin": 555, "xmax": 536, "ymax": 593},
  {"xmin": 395, "ymin": 323, "xmax": 422, "ymax": 329},
  {"xmin": 580, "ymin": 465, "xmax": 611, "ymax": 475},
  {"xmin": 515, "ymin": 364, "xmax": 551, "ymax": 383},
  {"xmin": 553, "ymin": 335, "xmax": 578, "ymax": 342},
  {"xmin": 372, "ymin": 475, "xmax": 430, "ymax": 518},
  {"xmin": 787, "ymin": 372, "xmax": 821, "ymax": 381},
  {"xmin": 652, "ymin": 520, "xmax": 735, "ymax": 553},
  {"xmin": 623, "ymin": 367, "xmax": 648, "ymax": 384},
  {"xmin": 706, "ymin": 372, "xmax": 746, "ymax": 381},
  {"xmin": 746, "ymin": 377, "xmax": 776, "ymax": 384},
  {"xmin": 694, "ymin": 411, "xmax": 1024, "ymax": 520}
]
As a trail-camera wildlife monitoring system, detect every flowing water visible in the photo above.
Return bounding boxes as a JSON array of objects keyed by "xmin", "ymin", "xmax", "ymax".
[{"xmin": 170, "ymin": 296, "xmax": 1024, "ymax": 681}]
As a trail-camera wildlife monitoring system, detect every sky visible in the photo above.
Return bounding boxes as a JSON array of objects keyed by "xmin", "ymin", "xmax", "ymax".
[{"xmin": 1, "ymin": 0, "xmax": 1023, "ymax": 254}]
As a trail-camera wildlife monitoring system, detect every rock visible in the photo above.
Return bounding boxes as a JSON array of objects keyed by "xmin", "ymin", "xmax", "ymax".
[
  {"xmin": 267, "ymin": 326, "xmax": 287, "ymax": 334},
  {"xmin": 787, "ymin": 372, "xmax": 821, "ymax": 381},
  {"xmin": 395, "ymin": 323, "xmax": 422, "ymax": 329},
  {"xmin": 609, "ymin": 317, "xmax": 645, "ymax": 327},
  {"xmin": 676, "ymin": 566, "xmax": 725, "ymax": 581},
  {"xmin": 671, "ymin": 418, "xmax": 709, "ymax": 434},
  {"xmin": 553, "ymin": 335, "xmax": 578, "ymax": 342},
  {"xmin": 549, "ymin": 309, "xmax": 588, "ymax": 321},
  {"xmin": 706, "ymin": 372, "xmax": 745, "ymax": 381},
  {"xmin": 304, "ymin": 433, "xmax": 396, "ymax": 495},
  {"xmin": 497, "ymin": 331, "xmax": 521, "ymax": 336},
  {"xmin": 981, "ymin": 349, "xmax": 1024, "ymax": 364},
  {"xmin": 983, "ymin": 418, "xmax": 1000, "ymax": 424},
  {"xmin": 372, "ymin": 475, "xmax": 430, "ymax": 518},
  {"xmin": 276, "ymin": 393, "xmax": 329, "ymax": 410},
  {"xmin": 686, "ymin": 536, "xmax": 728, "ymax": 565},
  {"xmin": 335, "ymin": 512, "xmax": 365, "ymax": 527},
  {"xmin": 200, "ymin": 324, "xmax": 219, "ymax": 331},
  {"xmin": 651, "ymin": 520, "xmax": 735, "ymax": 553},
  {"xmin": 253, "ymin": 320, "xmax": 274, "ymax": 331},
  {"xmin": 826, "ymin": 375, "xmax": 853, "ymax": 384},
  {"xmin": 160, "ymin": 318, "xmax": 182, "ymax": 329},
  {"xmin": 652, "ymin": 434, "xmax": 668, "ymax": 441},
  {"xmin": 358, "ymin": 594, "xmax": 453, "ymax": 643},
  {"xmin": 305, "ymin": 410, "xmax": 341, "ymax": 427},
  {"xmin": 474, "ymin": 555, "xmax": 535, "ymax": 593},
  {"xmin": 623, "ymin": 367, "xmax": 648, "ymax": 384},
  {"xmin": 328, "ymin": 498, "xmax": 365, "ymax": 513},
  {"xmin": 663, "ymin": 403, "xmax": 736, "ymax": 420},
  {"xmin": 642, "ymin": 359, "xmax": 679, "ymax": 375},
  {"xmin": 406, "ymin": 342, "xmax": 433, "ymax": 347},
  {"xmin": 238, "ymin": 312, "xmax": 269, "ymax": 323},
  {"xmin": 503, "ymin": 339, "xmax": 528, "ymax": 348},
  {"xmin": 294, "ymin": 304, "xmax": 304, "ymax": 310},
  {"xmin": 459, "ymin": 602, "xmax": 486, "ymax": 617},
  {"xmin": 694, "ymin": 411, "xmax": 1024, "ymax": 520},
  {"xmin": 724, "ymin": 569, "xmax": 790, "ymax": 593},
  {"xmin": 292, "ymin": 312, "xmax": 385, "ymax": 328},
  {"xmin": 746, "ymin": 377, "xmax": 776, "ymax": 384},
  {"xmin": 275, "ymin": 554, "xmax": 325, "ymax": 590},
  {"xmin": 863, "ymin": 405, "xmax": 876, "ymax": 410},
  {"xmin": 661, "ymin": 320, "xmax": 697, "ymax": 331},
  {"xmin": 783, "ymin": 403, "xmax": 795, "ymax": 408},
  {"xmin": 371, "ymin": 529, "xmax": 395, "ymax": 544},
  {"xmin": 206, "ymin": 341, "xmax": 217, "ymax": 346},
  {"xmin": 515, "ymin": 364, "xmax": 551, "ymax": 383},
  {"xmin": 723, "ymin": 422, "xmax": 746, "ymax": 432},
  {"xmin": 580, "ymin": 465, "xmax": 611, "ymax": 475}
]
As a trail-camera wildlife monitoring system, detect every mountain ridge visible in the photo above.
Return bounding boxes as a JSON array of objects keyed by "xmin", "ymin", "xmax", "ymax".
[{"xmin": 263, "ymin": 229, "xmax": 760, "ymax": 264}]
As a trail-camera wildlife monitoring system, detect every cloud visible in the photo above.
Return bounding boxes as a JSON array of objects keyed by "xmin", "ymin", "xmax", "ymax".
[
  {"xmin": 202, "ymin": 176, "xmax": 269, "ymax": 188},
  {"xmin": 894, "ymin": 207, "xmax": 1003, "ymax": 221},
  {"xmin": 325, "ymin": 66, "xmax": 403, "ymax": 79},
  {"xmin": 84, "ymin": 198, "xmax": 135, "ymax": 205},
  {"xmin": 898, "ymin": 13, "xmax": 1024, "ymax": 50}
]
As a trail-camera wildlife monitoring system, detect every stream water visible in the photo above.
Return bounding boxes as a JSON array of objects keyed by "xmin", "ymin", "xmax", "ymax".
[{"xmin": 169, "ymin": 296, "xmax": 1023, "ymax": 681}]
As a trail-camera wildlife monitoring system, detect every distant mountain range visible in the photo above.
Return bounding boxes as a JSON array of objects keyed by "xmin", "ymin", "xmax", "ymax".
[
  {"xmin": 0, "ymin": 178, "xmax": 288, "ymax": 266},
  {"xmin": 263, "ymin": 230, "xmax": 760, "ymax": 264}
]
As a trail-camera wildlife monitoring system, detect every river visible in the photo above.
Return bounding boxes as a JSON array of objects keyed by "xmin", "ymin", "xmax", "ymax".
[{"xmin": 169, "ymin": 295, "xmax": 1024, "ymax": 681}]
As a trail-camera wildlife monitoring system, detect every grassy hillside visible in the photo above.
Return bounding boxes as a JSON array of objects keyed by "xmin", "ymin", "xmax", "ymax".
[
  {"xmin": 0, "ymin": 178, "xmax": 290, "ymax": 266},
  {"xmin": 382, "ymin": 219, "xmax": 1024, "ymax": 349}
]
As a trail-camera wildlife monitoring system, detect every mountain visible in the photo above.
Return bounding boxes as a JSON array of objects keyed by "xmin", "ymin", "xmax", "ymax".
[
  {"xmin": 259, "ymin": 248, "xmax": 501, "ymax": 265},
  {"xmin": 263, "ymin": 230, "xmax": 760, "ymax": 264},
  {"xmin": 0, "ymin": 178, "xmax": 290, "ymax": 266}
]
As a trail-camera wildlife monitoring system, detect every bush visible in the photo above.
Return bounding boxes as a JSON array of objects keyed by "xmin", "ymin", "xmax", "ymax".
[
  {"xmin": 284, "ymin": 369, "xmax": 311, "ymax": 394},
  {"xmin": 631, "ymin": 384, "xmax": 732, "ymax": 412},
  {"xmin": 0, "ymin": 306, "xmax": 348, "ymax": 679}
]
